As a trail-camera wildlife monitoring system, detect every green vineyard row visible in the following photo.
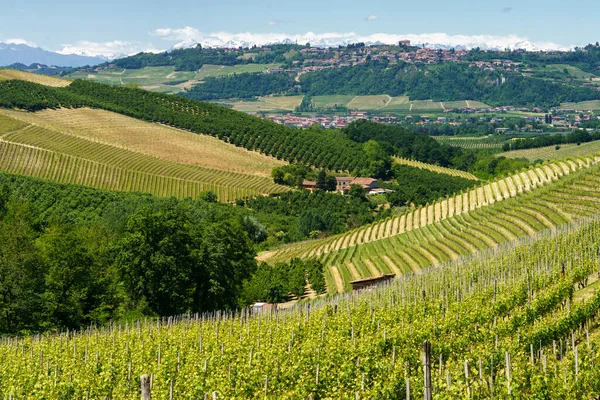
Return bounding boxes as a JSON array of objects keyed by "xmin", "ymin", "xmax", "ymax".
[
  {"xmin": 0, "ymin": 118, "xmax": 289, "ymax": 202},
  {"xmin": 1, "ymin": 216, "xmax": 599, "ymax": 398},
  {"xmin": 261, "ymin": 157, "xmax": 598, "ymax": 268},
  {"xmin": 393, "ymin": 156, "xmax": 480, "ymax": 180}
]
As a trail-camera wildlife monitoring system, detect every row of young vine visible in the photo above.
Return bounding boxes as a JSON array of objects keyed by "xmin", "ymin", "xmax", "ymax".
[{"xmin": 1, "ymin": 215, "xmax": 600, "ymax": 398}]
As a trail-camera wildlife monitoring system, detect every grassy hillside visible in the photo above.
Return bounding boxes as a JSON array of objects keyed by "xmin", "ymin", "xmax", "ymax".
[
  {"xmin": 393, "ymin": 157, "xmax": 479, "ymax": 180},
  {"xmin": 0, "ymin": 68, "xmax": 71, "ymax": 87},
  {"xmin": 0, "ymin": 108, "xmax": 286, "ymax": 177},
  {"xmin": 260, "ymin": 158, "xmax": 600, "ymax": 291},
  {"xmin": 218, "ymin": 94, "xmax": 490, "ymax": 113},
  {"xmin": 65, "ymin": 64, "xmax": 282, "ymax": 95},
  {"xmin": 501, "ymin": 140, "xmax": 600, "ymax": 162},
  {"xmin": 2, "ymin": 215, "xmax": 600, "ymax": 398},
  {"xmin": 0, "ymin": 113, "xmax": 289, "ymax": 202}
]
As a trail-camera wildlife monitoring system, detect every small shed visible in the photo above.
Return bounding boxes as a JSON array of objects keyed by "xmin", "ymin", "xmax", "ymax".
[
  {"xmin": 350, "ymin": 274, "xmax": 396, "ymax": 291},
  {"xmin": 251, "ymin": 302, "xmax": 275, "ymax": 314}
]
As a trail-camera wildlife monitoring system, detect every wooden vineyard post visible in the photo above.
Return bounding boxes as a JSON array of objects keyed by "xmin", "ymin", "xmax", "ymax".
[
  {"xmin": 141, "ymin": 374, "xmax": 151, "ymax": 400},
  {"xmin": 423, "ymin": 341, "xmax": 432, "ymax": 400},
  {"xmin": 505, "ymin": 352, "xmax": 511, "ymax": 396}
]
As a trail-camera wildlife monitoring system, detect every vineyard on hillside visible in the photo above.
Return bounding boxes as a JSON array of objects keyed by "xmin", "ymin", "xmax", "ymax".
[
  {"xmin": 0, "ymin": 69, "xmax": 71, "ymax": 87},
  {"xmin": 0, "ymin": 108, "xmax": 286, "ymax": 177},
  {"xmin": 434, "ymin": 135, "xmax": 507, "ymax": 149},
  {"xmin": 260, "ymin": 158, "xmax": 600, "ymax": 291},
  {"xmin": 0, "ymin": 79, "xmax": 373, "ymax": 173},
  {"xmin": 501, "ymin": 140, "xmax": 600, "ymax": 162},
  {"xmin": 393, "ymin": 157, "xmax": 479, "ymax": 181},
  {"xmin": 0, "ymin": 114, "xmax": 289, "ymax": 202},
  {"xmin": 1, "ymin": 217, "xmax": 600, "ymax": 398}
]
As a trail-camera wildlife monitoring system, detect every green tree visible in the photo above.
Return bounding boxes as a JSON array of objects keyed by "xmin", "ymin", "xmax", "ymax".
[
  {"xmin": 315, "ymin": 169, "xmax": 327, "ymax": 190},
  {"xmin": 348, "ymin": 184, "xmax": 366, "ymax": 200},
  {"xmin": 324, "ymin": 175, "xmax": 338, "ymax": 192}
]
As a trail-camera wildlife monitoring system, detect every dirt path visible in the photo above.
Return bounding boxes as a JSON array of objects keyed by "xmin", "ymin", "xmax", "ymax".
[{"xmin": 376, "ymin": 95, "xmax": 392, "ymax": 110}]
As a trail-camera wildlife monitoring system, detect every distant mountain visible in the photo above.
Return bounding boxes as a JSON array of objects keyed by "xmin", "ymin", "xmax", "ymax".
[
  {"xmin": 0, "ymin": 42, "xmax": 106, "ymax": 67},
  {"xmin": 164, "ymin": 33, "xmax": 563, "ymax": 52}
]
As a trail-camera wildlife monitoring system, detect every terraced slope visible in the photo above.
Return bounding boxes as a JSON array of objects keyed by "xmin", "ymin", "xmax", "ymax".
[
  {"xmin": 0, "ymin": 69, "xmax": 71, "ymax": 87},
  {"xmin": 260, "ymin": 159, "xmax": 600, "ymax": 292},
  {"xmin": 0, "ymin": 108, "xmax": 286, "ymax": 177},
  {"xmin": 393, "ymin": 157, "xmax": 479, "ymax": 180},
  {"xmin": 260, "ymin": 159, "xmax": 595, "ymax": 264},
  {"xmin": 0, "ymin": 114, "xmax": 290, "ymax": 202}
]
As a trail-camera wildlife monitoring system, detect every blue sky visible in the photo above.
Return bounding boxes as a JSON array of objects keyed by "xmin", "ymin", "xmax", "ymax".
[{"xmin": 1, "ymin": 0, "xmax": 598, "ymax": 56}]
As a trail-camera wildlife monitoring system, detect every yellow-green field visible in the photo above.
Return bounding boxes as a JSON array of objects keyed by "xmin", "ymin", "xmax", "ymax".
[
  {"xmin": 0, "ymin": 111, "xmax": 290, "ymax": 202},
  {"xmin": 393, "ymin": 157, "xmax": 479, "ymax": 180},
  {"xmin": 66, "ymin": 64, "xmax": 283, "ymax": 94},
  {"xmin": 0, "ymin": 69, "xmax": 71, "ymax": 87},
  {"xmin": 501, "ymin": 140, "xmax": 600, "ymax": 161},
  {"xmin": 560, "ymin": 100, "xmax": 600, "ymax": 111},
  {"xmin": 311, "ymin": 95, "xmax": 356, "ymax": 109},
  {"xmin": 221, "ymin": 94, "xmax": 490, "ymax": 113},
  {"xmin": 0, "ymin": 108, "xmax": 286, "ymax": 177},
  {"xmin": 259, "ymin": 158, "xmax": 600, "ymax": 291},
  {"xmin": 346, "ymin": 95, "xmax": 391, "ymax": 110}
]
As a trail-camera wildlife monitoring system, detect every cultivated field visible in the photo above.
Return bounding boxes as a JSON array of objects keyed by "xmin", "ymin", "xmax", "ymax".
[
  {"xmin": 545, "ymin": 64, "xmax": 596, "ymax": 80},
  {"xmin": 0, "ymin": 69, "xmax": 71, "ymax": 87},
  {"xmin": 501, "ymin": 140, "xmax": 600, "ymax": 161},
  {"xmin": 393, "ymin": 157, "xmax": 479, "ymax": 180},
  {"xmin": 311, "ymin": 95, "xmax": 356, "ymax": 109},
  {"xmin": 2, "ymin": 216, "xmax": 600, "ymax": 398},
  {"xmin": 66, "ymin": 64, "xmax": 282, "ymax": 94},
  {"xmin": 560, "ymin": 100, "xmax": 600, "ymax": 111},
  {"xmin": 260, "ymin": 158, "xmax": 600, "ymax": 291},
  {"xmin": 226, "ymin": 95, "xmax": 491, "ymax": 113},
  {"xmin": 346, "ymin": 95, "xmax": 391, "ymax": 110},
  {"xmin": 259, "ymin": 96, "xmax": 304, "ymax": 110},
  {"xmin": 0, "ymin": 113, "xmax": 289, "ymax": 202},
  {"xmin": 0, "ymin": 108, "xmax": 286, "ymax": 177},
  {"xmin": 434, "ymin": 135, "xmax": 507, "ymax": 149}
]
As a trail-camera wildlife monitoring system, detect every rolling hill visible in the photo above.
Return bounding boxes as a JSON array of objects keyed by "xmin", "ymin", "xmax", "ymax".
[
  {"xmin": 0, "ymin": 68, "xmax": 71, "ymax": 87},
  {"xmin": 0, "ymin": 111, "xmax": 289, "ymax": 202},
  {"xmin": 260, "ymin": 157, "xmax": 600, "ymax": 291}
]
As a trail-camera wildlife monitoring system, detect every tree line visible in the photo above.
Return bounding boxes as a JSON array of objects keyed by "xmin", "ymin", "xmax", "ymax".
[
  {"xmin": 503, "ymin": 129, "xmax": 600, "ymax": 151},
  {"xmin": 0, "ymin": 172, "xmax": 325, "ymax": 335},
  {"xmin": 182, "ymin": 72, "xmax": 296, "ymax": 100}
]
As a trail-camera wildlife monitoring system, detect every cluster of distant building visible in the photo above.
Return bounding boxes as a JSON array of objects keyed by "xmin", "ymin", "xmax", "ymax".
[
  {"xmin": 301, "ymin": 176, "xmax": 392, "ymax": 196},
  {"xmin": 262, "ymin": 112, "xmax": 398, "ymax": 129}
]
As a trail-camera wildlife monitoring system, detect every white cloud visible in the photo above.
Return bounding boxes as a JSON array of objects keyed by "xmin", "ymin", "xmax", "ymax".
[
  {"xmin": 5, "ymin": 38, "xmax": 37, "ymax": 47},
  {"xmin": 149, "ymin": 28, "xmax": 574, "ymax": 51},
  {"xmin": 365, "ymin": 15, "xmax": 378, "ymax": 22},
  {"xmin": 56, "ymin": 40, "xmax": 161, "ymax": 59}
]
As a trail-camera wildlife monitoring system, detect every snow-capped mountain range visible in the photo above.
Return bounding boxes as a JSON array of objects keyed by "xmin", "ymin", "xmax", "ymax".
[
  {"xmin": 0, "ymin": 42, "xmax": 107, "ymax": 67},
  {"xmin": 157, "ymin": 31, "xmax": 573, "ymax": 52},
  {"xmin": 0, "ymin": 32, "xmax": 574, "ymax": 67}
]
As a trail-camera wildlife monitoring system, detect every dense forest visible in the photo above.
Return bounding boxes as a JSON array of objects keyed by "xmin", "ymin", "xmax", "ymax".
[
  {"xmin": 182, "ymin": 72, "xmax": 295, "ymax": 100},
  {"xmin": 0, "ymin": 172, "xmax": 329, "ymax": 334},
  {"xmin": 299, "ymin": 61, "xmax": 600, "ymax": 107}
]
